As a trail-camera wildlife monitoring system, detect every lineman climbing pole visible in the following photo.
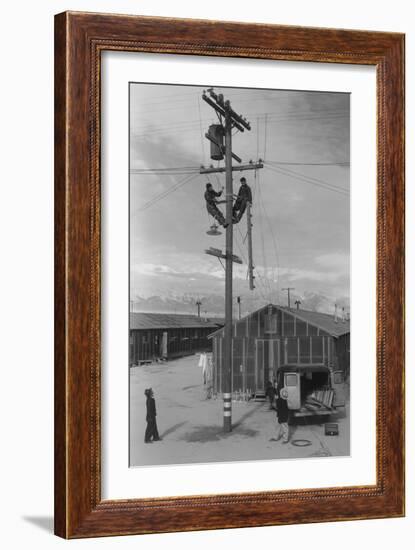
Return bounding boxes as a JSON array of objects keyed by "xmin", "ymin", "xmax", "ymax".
[{"xmin": 201, "ymin": 89, "xmax": 263, "ymax": 432}]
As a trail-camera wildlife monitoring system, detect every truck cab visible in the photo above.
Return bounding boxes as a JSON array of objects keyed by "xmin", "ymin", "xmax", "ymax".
[{"xmin": 278, "ymin": 365, "xmax": 346, "ymax": 418}]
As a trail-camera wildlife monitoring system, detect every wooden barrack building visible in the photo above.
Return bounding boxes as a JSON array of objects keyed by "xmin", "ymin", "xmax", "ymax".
[
  {"xmin": 209, "ymin": 304, "xmax": 350, "ymax": 397},
  {"xmin": 129, "ymin": 312, "xmax": 224, "ymax": 365}
]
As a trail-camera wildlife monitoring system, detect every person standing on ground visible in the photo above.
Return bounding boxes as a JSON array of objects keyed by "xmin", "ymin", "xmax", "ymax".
[
  {"xmin": 275, "ymin": 383, "xmax": 290, "ymax": 444},
  {"xmin": 265, "ymin": 379, "xmax": 276, "ymax": 410},
  {"xmin": 198, "ymin": 351, "xmax": 207, "ymax": 385},
  {"xmin": 204, "ymin": 353, "xmax": 213, "ymax": 399},
  {"xmin": 144, "ymin": 388, "xmax": 161, "ymax": 443}
]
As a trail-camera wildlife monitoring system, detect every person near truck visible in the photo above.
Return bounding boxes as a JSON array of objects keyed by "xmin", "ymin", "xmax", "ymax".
[
  {"xmin": 265, "ymin": 379, "xmax": 276, "ymax": 410},
  {"xmin": 275, "ymin": 383, "xmax": 290, "ymax": 444}
]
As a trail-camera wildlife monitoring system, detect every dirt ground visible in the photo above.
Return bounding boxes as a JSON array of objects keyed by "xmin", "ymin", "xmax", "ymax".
[{"xmin": 129, "ymin": 354, "xmax": 350, "ymax": 467}]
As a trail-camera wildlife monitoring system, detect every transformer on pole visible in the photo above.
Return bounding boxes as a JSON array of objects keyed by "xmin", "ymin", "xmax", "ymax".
[{"xmin": 208, "ymin": 124, "xmax": 224, "ymax": 160}]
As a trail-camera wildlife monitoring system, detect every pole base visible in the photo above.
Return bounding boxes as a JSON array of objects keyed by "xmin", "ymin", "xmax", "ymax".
[{"xmin": 223, "ymin": 416, "xmax": 232, "ymax": 432}]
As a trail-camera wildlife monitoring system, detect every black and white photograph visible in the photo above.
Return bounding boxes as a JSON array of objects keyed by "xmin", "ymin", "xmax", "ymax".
[{"xmin": 129, "ymin": 83, "xmax": 350, "ymax": 467}]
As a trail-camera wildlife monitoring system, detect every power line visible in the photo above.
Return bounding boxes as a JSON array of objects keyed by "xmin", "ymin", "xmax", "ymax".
[
  {"xmin": 263, "ymin": 113, "xmax": 348, "ymax": 124},
  {"xmin": 256, "ymin": 171, "xmax": 280, "ymax": 302},
  {"xmin": 134, "ymin": 88, "xmax": 332, "ymax": 112},
  {"xmin": 275, "ymin": 164, "xmax": 350, "ymax": 195},
  {"xmin": 130, "ymin": 167, "xmax": 199, "ymax": 175},
  {"xmin": 137, "ymin": 173, "xmax": 199, "ymax": 212},
  {"xmin": 131, "ymin": 90, "xmax": 203, "ymax": 105},
  {"xmin": 265, "ymin": 163, "xmax": 348, "ymax": 196},
  {"xmin": 255, "ymin": 268, "xmax": 274, "ymax": 303},
  {"xmin": 261, "ymin": 133, "xmax": 274, "ymax": 301},
  {"xmin": 130, "ymin": 166, "xmax": 198, "ymax": 172},
  {"xmin": 278, "ymin": 164, "xmax": 349, "ymax": 190},
  {"xmin": 132, "ymin": 88, "xmax": 287, "ymax": 110},
  {"xmin": 131, "ymin": 109, "xmax": 348, "ymax": 139},
  {"xmin": 264, "ymin": 163, "xmax": 349, "ymax": 196},
  {"xmin": 255, "ymin": 171, "xmax": 280, "ymax": 303},
  {"xmin": 138, "ymin": 107, "xmax": 348, "ymax": 126},
  {"xmin": 134, "ymin": 111, "xmax": 348, "ymax": 136},
  {"xmin": 267, "ymin": 160, "xmax": 349, "ymax": 166},
  {"xmin": 249, "ymin": 169, "xmax": 271, "ymax": 300}
]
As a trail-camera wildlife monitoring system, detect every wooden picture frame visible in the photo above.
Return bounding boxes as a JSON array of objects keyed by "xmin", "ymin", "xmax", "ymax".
[{"xmin": 54, "ymin": 11, "xmax": 405, "ymax": 538}]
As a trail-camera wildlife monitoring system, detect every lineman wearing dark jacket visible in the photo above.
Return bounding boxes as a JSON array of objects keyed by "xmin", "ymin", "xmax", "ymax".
[
  {"xmin": 144, "ymin": 388, "xmax": 161, "ymax": 443},
  {"xmin": 232, "ymin": 177, "xmax": 252, "ymax": 223},
  {"xmin": 204, "ymin": 183, "xmax": 228, "ymax": 227}
]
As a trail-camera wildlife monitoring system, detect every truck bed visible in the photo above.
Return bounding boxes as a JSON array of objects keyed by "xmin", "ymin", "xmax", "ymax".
[{"xmin": 293, "ymin": 407, "xmax": 337, "ymax": 418}]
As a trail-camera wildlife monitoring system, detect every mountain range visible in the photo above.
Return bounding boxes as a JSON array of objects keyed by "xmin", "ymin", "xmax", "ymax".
[{"xmin": 130, "ymin": 290, "xmax": 350, "ymax": 317}]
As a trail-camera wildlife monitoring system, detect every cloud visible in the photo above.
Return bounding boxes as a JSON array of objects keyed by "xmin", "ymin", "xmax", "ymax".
[
  {"xmin": 131, "ymin": 256, "xmax": 248, "ymax": 282},
  {"xmin": 315, "ymin": 252, "xmax": 349, "ymax": 272},
  {"xmin": 278, "ymin": 267, "xmax": 343, "ymax": 283}
]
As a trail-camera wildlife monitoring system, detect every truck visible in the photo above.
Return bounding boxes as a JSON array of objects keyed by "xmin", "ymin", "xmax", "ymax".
[{"xmin": 277, "ymin": 364, "xmax": 346, "ymax": 418}]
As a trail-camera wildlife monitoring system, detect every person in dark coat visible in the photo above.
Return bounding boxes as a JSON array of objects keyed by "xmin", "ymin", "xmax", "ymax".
[
  {"xmin": 265, "ymin": 380, "xmax": 276, "ymax": 410},
  {"xmin": 232, "ymin": 177, "xmax": 252, "ymax": 223},
  {"xmin": 204, "ymin": 183, "xmax": 228, "ymax": 227},
  {"xmin": 144, "ymin": 388, "xmax": 161, "ymax": 443},
  {"xmin": 275, "ymin": 383, "xmax": 290, "ymax": 443}
]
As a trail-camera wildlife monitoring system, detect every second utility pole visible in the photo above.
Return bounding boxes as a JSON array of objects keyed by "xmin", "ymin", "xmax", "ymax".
[
  {"xmin": 282, "ymin": 287, "xmax": 295, "ymax": 309},
  {"xmin": 223, "ymin": 106, "xmax": 233, "ymax": 432}
]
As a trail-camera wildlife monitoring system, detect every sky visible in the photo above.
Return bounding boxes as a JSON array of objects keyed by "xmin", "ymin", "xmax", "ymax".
[{"xmin": 129, "ymin": 83, "xmax": 350, "ymax": 316}]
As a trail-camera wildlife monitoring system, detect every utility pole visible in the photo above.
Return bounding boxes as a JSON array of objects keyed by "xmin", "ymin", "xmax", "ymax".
[
  {"xmin": 246, "ymin": 203, "xmax": 255, "ymax": 290},
  {"xmin": 196, "ymin": 299, "xmax": 202, "ymax": 318},
  {"xmin": 223, "ymin": 105, "xmax": 233, "ymax": 432},
  {"xmin": 282, "ymin": 287, "xmax": 295, "ymax": 309},
  {"xmin": 201, "ymin": 89, "xmax": 262, "ymax": 432}
]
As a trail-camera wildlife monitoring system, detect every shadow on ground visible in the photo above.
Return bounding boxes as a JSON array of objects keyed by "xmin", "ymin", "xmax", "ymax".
[
  {"xmin": 182, "ymin": 425, "xmax": 258, "ymax": 443},
  {"xmin": 22, "ymin": 516, "xmax": 54, "ymax": 533},
  {"xmin": 233, "ymin": 402, "xmax": 264, "ymax": 429},
  {"xmin": 181, "ymin": 384, "xmax": 200, "ymax": 391},
  {"xmin": 161, "ymin": 421, "xmax": 187, "ymax": 438}
]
